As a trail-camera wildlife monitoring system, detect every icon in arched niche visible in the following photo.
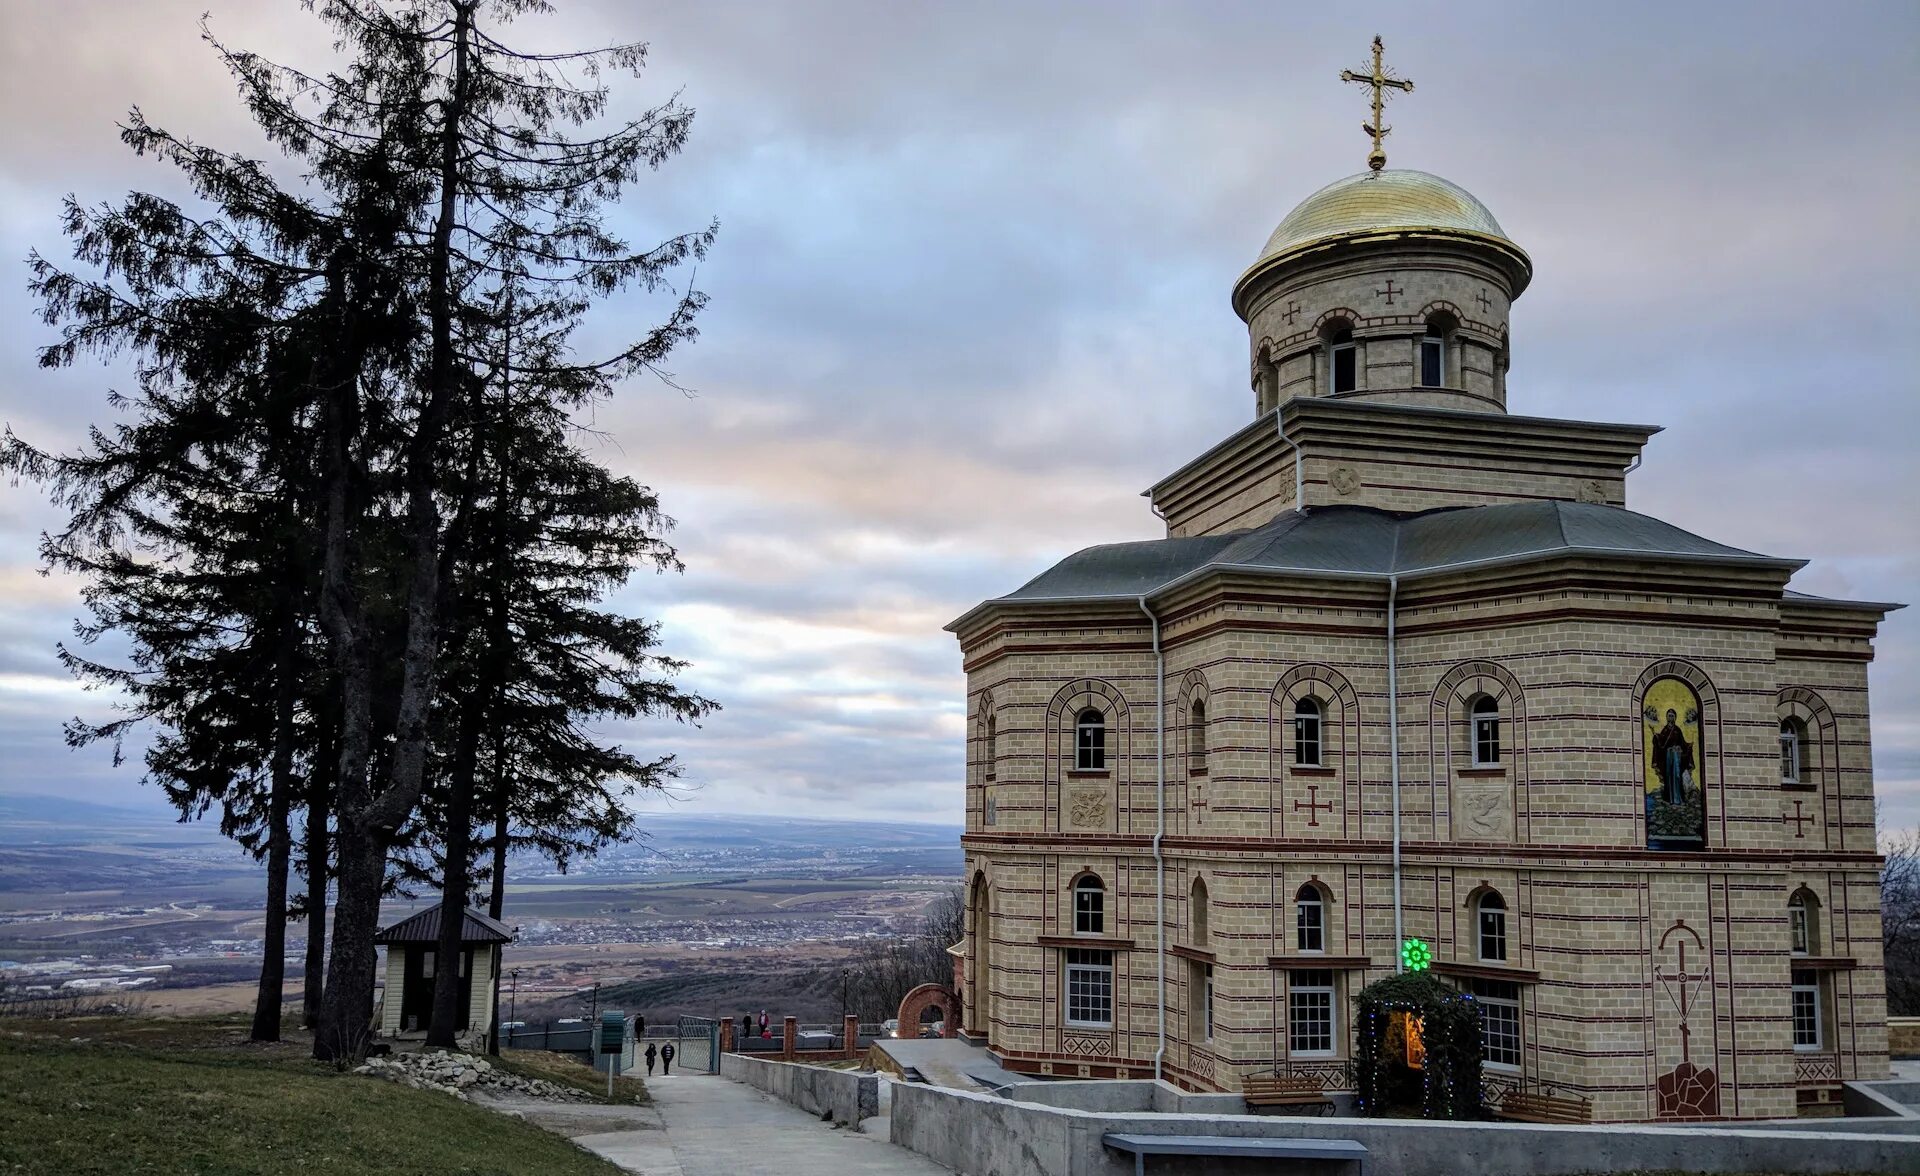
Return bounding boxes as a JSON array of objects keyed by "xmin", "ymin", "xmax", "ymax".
[
  {"xmin": 1644, "ymin": 678, "xmax": 1706, "ymax": 849},
  {"xmin": 1655, "ymin": 920, "xmax": 1719, "ymax": 1119}
]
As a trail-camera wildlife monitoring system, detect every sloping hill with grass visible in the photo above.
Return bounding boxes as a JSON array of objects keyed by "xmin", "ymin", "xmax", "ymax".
[{"xmin": 0, "ymin": 1016, "xmax": 627, "ymax": 1175}]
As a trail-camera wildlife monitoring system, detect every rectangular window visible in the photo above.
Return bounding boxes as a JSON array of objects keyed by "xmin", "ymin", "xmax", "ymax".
[
  {"xmin": 1420, "ymin": 336, "xmax": 1444, "ymax": 387},
  {"xmin": 1792, "ymin": 970, "xmax": 1822, "ymax": 1050},
  {"xmin": 1790, "ymin": 905, "xmax": 1810, "ymax": 956},
  {"xmin": 1205, "ymin": 966, "xmax": 1216, "ymax": 1042},
  {"xmin": 1331, "ymin": 343, "xmax": 1356, "ymax": 394},
  {"xmin": 983, "ymin": 794, "xmax": 997, "ymax": 827},
  {"xmin": 1297, "ymin": 898, "xmax": 1324, "ymax": 953},
  {"xmin": 1470, "ymin": 979, "xmax": 1522, "ymax": 1068},
  {"xmin": 1473, "ymin": 715, "xmax": 1500, "ymax": 766},
  {"xmin": 1479, "ymin": 909, "xmax": 1507, "ymax": 963},
  {"xmin": 1066, "ymin": 949, "xmax": 1114, "ymax": 1028},
  {"xmin": 1780, "ymin": 728, "xmax": 1799, "ymax": 784},
  {"xmin": 1295, "ymin": 714, "xmax": 1321, "ymax": 766},
  {"xmin": 1288, "ymin": 969, "xmax": 1336, "ymax": 1055},
  {"xmin": 420, "ymin": 951, "xmax": 435, "ymax": 980},
  {"xmin": 1074, "ymin": 885, "xmax": 1104, "ymax": 936}
]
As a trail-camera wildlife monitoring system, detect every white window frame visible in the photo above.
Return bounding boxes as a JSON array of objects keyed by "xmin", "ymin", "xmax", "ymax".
[
  {"xmin": 1288, "ymin": 969, "xmax": 1337, "ymax": 1057},
  {"xmin": 1065, "ymin": 949, "xmax": 1114, "ymax": 1029},
  {"xmin": 1202, "ymin": 964, "xmax": 1216, "ymax": 1042},
  {"xmin": 1474, "ymin": 980, "xmax": 1522, "ymax": 1070},
  {"xmin": 1789, "ymin": 896, "xmax": 1812, "ymax": 956},
  {"xmin": 1780, "ymin": 719, "xmax": 1801, "ymax": 785},
  {"xmin": 1296, "ymin": 887, "xmax": 1326, "ymax": 953},
  {"xmin": 1330, "ymin": 337, "xmax": 1357, "ymax": 394},
  {"xmin": 1477, "ymin": 893, "xmax": 1508, "ymax": 963},
  {"xmin": 1471, "ymin": 696, "xmax": 1501, "ymax": 767},
  {"xmin": 1420, "ymin": 333, "xmax": 1445, "ymax": 387},
  {"xmin": 1294, "ymin": 698, "xmax": 1323, "ymax": 767},
  {"xmin": 1075, "ymin": 708, "xmax": 1106, "ymax": 772},
  {"xmin": 1074, "ymin": 877, "xmax": 1105, "ymax": 937},
  {"xmin": 1791, "ymin": 969, "xmax": 1823, "ymax": 1052}
]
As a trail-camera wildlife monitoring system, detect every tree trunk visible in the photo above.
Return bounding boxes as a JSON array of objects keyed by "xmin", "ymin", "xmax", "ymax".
[
  {"xmin": 316, "ymin": 818, "xmax": 385, "ymax": 1060},
  {"xmin": 250, "ymin": 604, "xmax": 301, "ymax": 1041},
  {"xmin": 302, "ymin": 715, "xmax": 334, "ymax": 1029},
  {"xmin": 426, "ymin": 713, "xmax": 479, "ymax": 1048},
  {"xmin": 488, "ymin": 789, "xmax": 508, "ymax": 921}
]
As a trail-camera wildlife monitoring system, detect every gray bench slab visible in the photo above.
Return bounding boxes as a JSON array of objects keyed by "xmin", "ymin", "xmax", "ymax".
[{"xmin": 1103, "ymin": 1132, "xmax": 1367, "ymax": 1175}]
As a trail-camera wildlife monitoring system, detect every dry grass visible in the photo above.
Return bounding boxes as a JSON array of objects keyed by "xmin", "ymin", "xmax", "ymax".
[{"xmin": 491, "ymin": 1047, "xmax": 650, "ymax": 1106}]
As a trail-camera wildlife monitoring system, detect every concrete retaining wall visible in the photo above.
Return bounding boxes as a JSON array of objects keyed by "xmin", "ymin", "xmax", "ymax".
[
  {"xmin": 1000, "ymin": 1077, "xmax": 1348, "ymax": 1117},
  {"xmin": 889, "ymin": 1081, "xmax": 1920, "ymax": 1176},
  {"xmin": 1890, "ymin": 1017, "xmax": 1920, "ymax": 1056},
  {"xmin": 718, "ymin": 1052, "xmax": 878, "ymax": 1127}
]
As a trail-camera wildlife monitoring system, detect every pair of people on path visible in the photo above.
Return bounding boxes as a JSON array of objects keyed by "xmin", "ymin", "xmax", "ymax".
[{"xmin": 644, "ymin": 1041, "xmax": 676, "ymax": 1076}]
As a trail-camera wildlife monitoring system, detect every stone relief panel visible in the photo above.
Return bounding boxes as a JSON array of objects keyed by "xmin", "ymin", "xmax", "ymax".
[
  {"xmin": 1452, "ymin": 779, "xmax": 1513, "ymax": 842},
  {"xmin": 1068, "ymin": 789, "xmax": 1107, "ymax": 829}
]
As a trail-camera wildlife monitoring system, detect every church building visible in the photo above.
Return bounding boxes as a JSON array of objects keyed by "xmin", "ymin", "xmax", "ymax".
[{"xmin": 947, "ymin": 42, "xmax": 1898, "ymax": 1122}]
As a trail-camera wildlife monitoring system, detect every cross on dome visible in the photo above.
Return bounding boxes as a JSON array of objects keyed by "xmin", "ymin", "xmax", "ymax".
[{"xmin": 1340, "ymin": 35, "xmax": 1414, "ymax": 172}]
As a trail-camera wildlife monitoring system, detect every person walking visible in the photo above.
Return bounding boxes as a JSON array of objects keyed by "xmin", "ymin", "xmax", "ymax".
[
  {"xmin": 660, "ymin": 1041, "xmax": 676, "ymax": 1075},
  {"xmin": 644, "ymin": 1041, "xmax": 657, "ymax": 1076},
  {"xmin": 759, "ymin": 1010, "xmax": 770, "ymax": 1039},
  {"xmin": 742, "ymin": 1012, "xmax": 754, "ymax": 1046}
]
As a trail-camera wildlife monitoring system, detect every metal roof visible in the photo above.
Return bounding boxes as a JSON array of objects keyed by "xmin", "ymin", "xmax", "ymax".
[
  {"xmin": 1257, "ymin": 169, "xmax": 1511, "ymax": 265},
  {"xmin": 979, "ymin": 501, "xmax": 1797, "ymax": 616},
  {"xmin": 374, "ymin": 905, "xmax": 515, "ymax": 945}
]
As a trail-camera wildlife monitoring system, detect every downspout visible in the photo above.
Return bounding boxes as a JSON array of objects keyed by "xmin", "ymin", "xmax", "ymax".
[
  {"xmin": 1387, "ymin": 574, "xmax": 1404, "ymax": 969},
  {"xmin": 1275, "ymin": 407, "xmax": 1305, "ymax": 513},
  {"xmin": 1139, "ymin": 595, "xmax": 1167, "ymax": 1082}
]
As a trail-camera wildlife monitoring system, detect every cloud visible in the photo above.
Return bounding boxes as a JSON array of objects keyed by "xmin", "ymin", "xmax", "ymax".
[{"xmin": 0, "ymin": 0, "xmax": 1916, "ymax": 831}]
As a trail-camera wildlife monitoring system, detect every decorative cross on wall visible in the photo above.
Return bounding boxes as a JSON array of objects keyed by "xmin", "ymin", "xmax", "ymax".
[
  {"xmin": 1375, "ymin": 279, "xmax": 1403, "ymax": 305},
  {"xmin": 1193, "ymin": 782, "xmax": 1209, "ymax": 825},
  {"xmin": 1656, "ymin": 938, "xmax": 1712, "ymax": 1066},
  {"xmin": 1281, "ymin": 300, "xmax": 1302, "ymax": 326},
  {"xmin": 1475, "ymin": 289, "xmax": 1492, "ymax": 313},
  {"xmin": 1781, "ymin": 800, "xmax": 1813, "ymax": 839},
  {"xmin": 1294, "ymin": 784, "xmax": 1333, "ymax": 828}
]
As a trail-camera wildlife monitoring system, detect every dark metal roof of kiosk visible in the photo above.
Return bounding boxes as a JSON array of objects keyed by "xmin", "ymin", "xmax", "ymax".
[
  {"xmin": 988, "ymin": 501, "xmax": 1791, "ymax": 608},
  {"xmin": 374, "ymin": 905, "xmax": 515, "ymax": 945}
]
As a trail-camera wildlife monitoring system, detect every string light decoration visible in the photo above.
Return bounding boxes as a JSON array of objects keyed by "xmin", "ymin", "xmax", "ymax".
[
  {"xmin": 1353, "ymin": 971, "xmax": 1485, "ymax": 1120},
  {"xmin": 1400, "ymin": 937, "xmax": 1434, "ymax": 972}
]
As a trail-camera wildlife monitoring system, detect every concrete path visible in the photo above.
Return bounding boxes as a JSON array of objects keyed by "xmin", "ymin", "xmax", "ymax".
[{"xmin": 484, "ymin": 1073, "xmax": 953, "ymax": 1175}]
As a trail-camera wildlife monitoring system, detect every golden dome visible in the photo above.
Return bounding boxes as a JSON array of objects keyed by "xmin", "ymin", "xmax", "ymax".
[{"xmin": 1257, "ymin": 168, "xmax": 1511, "ymax": 264}]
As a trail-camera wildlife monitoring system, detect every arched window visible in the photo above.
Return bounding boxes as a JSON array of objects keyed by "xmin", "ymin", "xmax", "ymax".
[
  {"xmin": 1075, "ymin": 708, "xmax": 1106, "ymax": 772},
  {"xmin": 1293, "ymin": 697, "xmax": 1323, "ymax": 767},
  {"xmin": 1189, "ymin": 699, "xmax": 1208, "ymax": 776},
  {"xmin": 1780, "ymin": 718, "xmax": 1808, "ymax": 786},
  {"xmin": 1420, "ymin": 330, "xmax": 1445, "ymax": 387},
  {"xmin": 984, "ymin": 711, "xmax": 998, "ymax": 780},
  {"xmin": 1421, "ymin": 312, "xmax": 1457, "ymax": 388},
  {"xmin": 1073, "ymin": 875, "xmax": 1105, "ymax": 936},
  {"xmin": 1643, "ymin": 677, "xmax": 1707, "ymax": 849},
  {"xmin": 1190, "ymin": 876, "xmax": 1210, "ymax": 946},
  {"xmin": 1477, "ymin": 891, "xmax": 1508, "ymax": 962},
  {"xmin": 1471, "ymin": 695, "xmax": 1501, "ymax": 767},
  {"xmin": 1296, "ymin": 883, "xmax": 1326, "ymax": 953},
  {"xmin": 1255, "ymin": 346, "xmax": 1279, "ymax": 415},
  {"xmin": 1789, "ymin": 890, "xmax": 1819, "ymax": 956},
  {"xmin": 1329, "ymin": 328, "xmax": 1357, "ymax": 394}
]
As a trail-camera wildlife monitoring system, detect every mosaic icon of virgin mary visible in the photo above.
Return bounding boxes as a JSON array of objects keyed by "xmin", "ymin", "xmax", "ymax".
[{"xmin": 1644, "ymin": 679, "xmax": 1705, "ymax": 847}]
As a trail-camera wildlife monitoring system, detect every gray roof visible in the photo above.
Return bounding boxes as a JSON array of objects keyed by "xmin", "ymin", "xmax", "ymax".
[
  {"xmin": 988, "ymin": 501, "xmax": 1796, "ymax": 610},
  {"xmin": 375, "ymin": 905, "xmax": 515, "ymax": 945}
]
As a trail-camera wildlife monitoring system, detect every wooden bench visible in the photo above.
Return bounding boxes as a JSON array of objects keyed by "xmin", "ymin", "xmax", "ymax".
[
  {"xmin": 1498, "ymin": 1088, "xmax": 1593, "ymax": 1123},
  {"xmin": 1241, "ymin": 1074, "xmax": 1336, "ymax": 1116},
  {"xmin": 1104, "ymin": 1133, "xmax": 1365, "ymax": 1176}
]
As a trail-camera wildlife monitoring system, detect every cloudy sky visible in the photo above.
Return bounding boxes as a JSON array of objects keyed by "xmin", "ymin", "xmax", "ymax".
[{"xmin": 1, "ymin": 1, "xmax": 1916, "ymax": 829}]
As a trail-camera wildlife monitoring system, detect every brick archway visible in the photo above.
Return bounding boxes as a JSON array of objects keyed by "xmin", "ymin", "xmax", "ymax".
[{"xmin": 898, "ymin": 983, "xmax": 958, "ymax": 1039}]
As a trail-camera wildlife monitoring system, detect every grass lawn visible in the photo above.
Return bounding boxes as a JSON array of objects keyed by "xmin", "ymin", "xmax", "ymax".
[{"xmin": 0, "ymin": 1016, "xmax": 628, "ymax": 1175}]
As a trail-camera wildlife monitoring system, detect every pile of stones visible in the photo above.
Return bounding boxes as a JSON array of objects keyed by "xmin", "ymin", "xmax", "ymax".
[{"xmin": 353, "ymin": 1049, "xmax": 592, "ymax": 1102}]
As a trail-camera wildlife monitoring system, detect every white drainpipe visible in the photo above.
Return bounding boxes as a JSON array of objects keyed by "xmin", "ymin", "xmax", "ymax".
[
  {"xmin": 1275, "ymin": 408, "xmax": 1305, "ymax": 513},
  {"xmin": 1387, "ymin": 573, "xmax": 1404, "ymax": 968},
  {"xmin": 1139, "ymin": 595, "xmax": 1167, "ymax": 1082}
]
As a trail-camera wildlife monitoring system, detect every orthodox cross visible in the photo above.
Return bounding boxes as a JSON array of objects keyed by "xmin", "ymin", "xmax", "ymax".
[
  {"xmin": 1193, "ymin": 781, "xmax": 1209, "ymax": 825},
  {"xmin": 1341, "ymin": 35, "xmax": 1414, "ymax": 172},
  {"xmin": 1376, "ymin": 278, "xmax": 1403, "ymax": 305},
  {"xmin": 1294, "ymin": 784, "xmax": 1333, "ymax": 828},
  {"xmin": 1655, "ymin": 936, "xmax": 1711, "ymax": 1065},
  {"xmin": 1281, "ymin": 300, "xmax": 1302, "ymax": 326},
  {"xmin": 1781, "ymin": 800, "xmax": 1813, "ymax": 839}
]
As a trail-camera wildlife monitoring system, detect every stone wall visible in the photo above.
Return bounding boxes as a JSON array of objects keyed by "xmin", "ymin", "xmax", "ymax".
[
  {"xmin": 889, "ymin": 1081, "xmax": 1920, "ymax": 1176},
  {"xmin": 718, "ymin": 1052, "xmax": 878, "ymax": 1126}
]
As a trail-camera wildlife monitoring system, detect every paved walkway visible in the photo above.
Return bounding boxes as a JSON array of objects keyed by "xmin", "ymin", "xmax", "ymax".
[{"xmin": 483, "ymin": 1073, "xmax": 952, "ymax": 1175}]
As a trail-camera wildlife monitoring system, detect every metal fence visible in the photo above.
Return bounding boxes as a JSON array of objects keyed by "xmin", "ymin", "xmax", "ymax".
[{"xmin": 678, "ymin": 1015, "xmax": 720, "ymax": 1075}]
